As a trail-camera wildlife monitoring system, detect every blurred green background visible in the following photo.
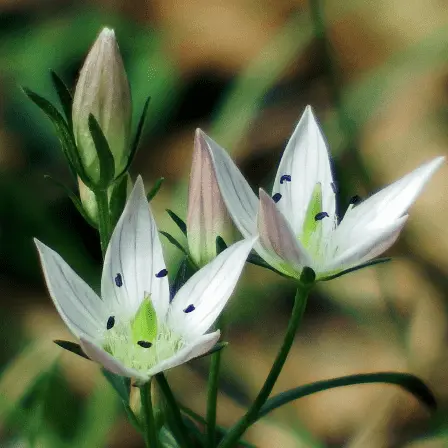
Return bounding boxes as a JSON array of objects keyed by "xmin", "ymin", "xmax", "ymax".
[{"xmin": 0, "ymin": 1, "xmax": 447, "ymax": 447}]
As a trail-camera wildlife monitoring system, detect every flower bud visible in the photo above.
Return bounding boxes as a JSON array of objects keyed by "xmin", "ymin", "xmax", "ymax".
[
  {"xmin": 187, "ymin": 129, "xmax": 231, "ymax": 267},
  {"xmin": 72, "ymin": 28, "xmax": 131, "ymax": 182}
]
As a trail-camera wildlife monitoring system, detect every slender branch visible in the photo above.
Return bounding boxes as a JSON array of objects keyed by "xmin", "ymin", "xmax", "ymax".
[
  {"xmin": 140, "ymin": 381, "xmax": 159, "ymax": 448},
  {"xmin": 217, "ymin": 269, "xmax": 315, "ymax": 448},
  {"xmin": 156, "ymin": 373, "xmax": 193, "ymax": 448}
]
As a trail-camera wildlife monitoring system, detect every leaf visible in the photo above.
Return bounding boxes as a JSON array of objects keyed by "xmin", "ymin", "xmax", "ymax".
[
  {"xmin": 117, "ymin": 95, "xmax": 151, "ymax": 178},
  {"xmin": 320, "ymin": 258, "xmax": 391, "ymax": 281},
  {"xmin": 166, "ymin": 209, "xmax": 187, "ymax": 236},
  {"xmin": 50, "ymin": 70, "xmax": 73, "ymax": 130},
  {"xmin": 88, "ymin": 114, "xmax": 115, "ymax": 188},
  {"xmin": 258, "ymin": 372, "xmax": 437, "ymax": 420},
  {"xmin": 54, "ymin": 340, "xmax": 90, "ymax": 360},
  {"xmin": 160, "ymin": 231, "xmax": 189, "ymax": 256},
  {"xmin": 22, "ymin": 87, "xmax": 93, "ymax": 188},
  {"xmin": 44, "ymin": 175, "xmax": 97, "ymax": 229},
  {"xmin": 109, "ymin": 175, "xmax": 128, "ymax": 229},
  {"xmin": 170, "ymin": 256, "xmax": 196, "ymax": 301},
  {"xmin": 147, "ymin": 177, "xmax": 165, "ymax": 202}
]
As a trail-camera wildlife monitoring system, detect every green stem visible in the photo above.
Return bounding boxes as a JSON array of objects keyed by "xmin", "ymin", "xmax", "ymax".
[
  {"xmin": 156, "ymin": 373, "xmax": 193, "ymax": 448},
  {"xmin": 140, "ymin": 381, "xmax": 159, "ymax": 448},
  {"xmin": 95, "ymin": 189, "xmax": 111, "ymax": 257},
  {"xmin": 218, "ymin": 269, "xmax": 315, "ymax": 448}
]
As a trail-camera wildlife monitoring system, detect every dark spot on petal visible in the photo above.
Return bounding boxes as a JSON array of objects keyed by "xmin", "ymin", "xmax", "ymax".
[
  {"xmin": 115, "ymin": 273, "xmax": 123, "ymax": 287},
  {"xmin": 331, "ymin": 182, "xmax": 337, "ymax": 193},
  {"xmin": 106, "ymin": 316, "xmax": 115, "ymax": 330},
  {"xmin": 137, "ymin": 340, "xmax": 153, "ymax": 348},
  {"xmin": 349, "ymin": 195, "xmax": 362, "ymax": 205},
  {"xmin": 183, "ymin": 304, "xmax": 195, "ymax": 313},
  {"xmin": 315, "ymin": 212, "xmax": 329, "ymax": 221},
  {"xmin": 272, "ymin": 193, "xmax": 282, "ymax": 203},
  {"xmin": 155, "ymin": 269, "xmax": 168, "ymax": 278},
  {"xmin": 280, "ymin": 174, "xmax": 291, "ymax": 184}
]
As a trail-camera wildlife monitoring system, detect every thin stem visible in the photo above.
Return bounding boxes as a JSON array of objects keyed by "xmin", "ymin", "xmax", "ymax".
[
  {"xmin": 140, "ymin": 381, "xmax": 159, "ymax": 448},
  {"xmin": 95, "ymin": 189, "xmax": 111, "ymax": 258},
  {"xmin": 218, "ymin": 270, "xmax": 314, "ymax": 448},
  {"xmin": 156, "ymin": 373, "xmax": 193, "ymax": 448}
]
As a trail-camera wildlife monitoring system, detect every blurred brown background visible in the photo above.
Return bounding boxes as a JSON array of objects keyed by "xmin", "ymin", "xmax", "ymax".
[{"xmin": 0, "ymin": 0, "xmax": 447, "ymax": 447}]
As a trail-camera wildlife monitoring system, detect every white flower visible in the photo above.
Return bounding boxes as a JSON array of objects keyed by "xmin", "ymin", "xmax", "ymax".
[
  {"xmin": 201, "ymin": 106, "xmax": 444, "ymax": 280},
  {"xmin": 187, "ymin": 129, "xmax": 230, "ymax": 267},
  {"xmin": 35, "ymin": 177, "xmax": 255, "ymax": 384}
]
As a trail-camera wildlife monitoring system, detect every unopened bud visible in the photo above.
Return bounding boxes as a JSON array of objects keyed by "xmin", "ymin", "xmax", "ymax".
[{"xmin": 72, "ymin": 28, "xmax": 131, "ymax": 182}]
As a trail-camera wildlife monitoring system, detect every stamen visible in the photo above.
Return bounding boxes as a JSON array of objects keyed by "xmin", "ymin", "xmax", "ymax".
[
  {"xmin": 349, "ymin": 195, "xmax": 362, "ymax": 205},
  {"xmin": 183, "ymin": 304, "xmax": 195, "ymax": 313},
  {"xmin": 137, "ymin": 340, "xmax": 153, "ymax": 348},
  {"xmin": 155, "ymin": 269, "xmax": 168, "ymax": 278},
  {"xmin": 315, "ymin": 212, "xmax": 329, "ymax": 221},
  {"xmin": 115, "ymin": 273, "xmax": 123, "ymax": 287},
  {"xmin": 272, "ymin": 193, "xmax": 282, "ymax": 203},
  {"xmin": 106, "ymin": 316, "xmax": 115, "ymax": 330},
  {"xmin": 331, "ymin": 182, "xmax": 337, "ymax": 193},
  {"xmin": 280, "ymin": 174, "xmax": 291, "ymax": 184}
]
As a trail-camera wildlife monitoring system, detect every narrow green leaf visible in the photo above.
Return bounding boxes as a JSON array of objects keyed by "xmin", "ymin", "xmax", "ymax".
[
  {"xmin": 54, "ymin": 340, "xmax": 90, "ymax": 360},
  {"xmin": 170, "ymin": 256, "xmax": 196, "ymax": 300},
  {"xmin": 166, "ymin": 209, "xmax": 187, "ymax": 236},
  {"xmin": 258, "ymin": 372, "xmax": 437, "ymax": 420},
  {"xmin": 147, "ymin": 177, "xmax": 165, "ymax": 202},
  {"xmin": 23, "ymin": 87, "xmax": 93, "ymax": 188},
  {"xmin": 88, "ymin": 114, "xmax": 115, "ymax": 188},
  {"xmin": 50, "ymin": 70, "xmax": 73, "ymax": 130},
  {"xmin": 101, "ymin": 369, "xmax": 131, "ymax": 403},
  {"xmin": 116, "ymin": 96, "xmax": 151, "ymax": 179},
  {"xmin": 320, "ymin": 258, "xmax": 391, "ymax": 281},
  {"xmin": 44, "ymin": 175, "xmax": 97, "ymax": 229},
  {"xmin": 160, "ymin": 231, "xmax": 189, "ymax": 256},
  {"xmin": 109, "ymin": 176, "xmax": 128, "ymax": 229}
]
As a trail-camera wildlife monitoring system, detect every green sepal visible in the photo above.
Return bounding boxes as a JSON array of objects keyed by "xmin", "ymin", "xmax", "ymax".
[
  {"xmin": 147, "ymin": 177, "xmax": 165, "ymax": 202},
  {"xmin": 193, "ymin": 341, "xmax": 228, "ymax": 361},
  {"xmin": 54, "ymin": 340, "xmax": 90, "ymax": 360},
  {"xmin": 131, "ymin": 294, "xmax": 158, "ymax": 345},
  {"xmin": 302, "ymin": 182, "xmax": 323, "ymax": 247},
  {"xmin": 44, "ymin": 175, "xmax": 97, "ymax": 229},
  {"xmin": 215, "ymin": 236, "xmax": 228, "ymax": 255},
  {"xmin": 257, "ymin": 371, "xmax": 437, "ymax": 420},
  {"xmin": 166, "ymin": 209, "xmax": 187, "ymax": 236},
  {"xmin": 109, "ymin": 175, "xmax": 128, "ymax": 229},
  {"xmin": 247, "ymin": 252, "xmax": 288, "ymax": 278},
  {"xmin": 88, "ymin": 114, "xmax": 116, "ymax": 189},
  {"xmin": 320, "ymin": 258, "xmax": 391, "ymax": 281},
  {"xmin": 50, "ymin": 70, "xmax": 73, "ymax": 130},
  {"xmin": 170, "ymin": 256, "xmax": 197, "ymax": 300},
  {"xmin": 299, "ymin": 266, "xmax": 316, "ymax": 285},
  {"xmin": 160, "ymin": 231, "xmax": 189, "ymax": 256},
  {"xmin": 116, "ymin": 96, "xmax": 151, "ymax": 179},
  {"xmin": 23, "ymin": 87, "xmax": 94, "ymax": 188}
]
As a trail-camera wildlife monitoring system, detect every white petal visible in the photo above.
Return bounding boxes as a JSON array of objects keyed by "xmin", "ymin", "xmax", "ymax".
[
  {"xmin": 272, "ymin": 106, "xmax": 336, "ymax": 238},
  {"xmin": 168, "ymin": 238, "xmax": 256, "ymax": 339},
  {"xmin": 80, "ymin": 336, "xmax": 148, "ymax": 382},
  {"xmin": 337, "ymin": 157, "xmax": 444, "ymax": 237},
  {"xmin": 146, "ymin": 331, "xmax": 220, "ymax": 377},
  {"xmin": 323, "ymin": 215, "xmax": 408, "ymax": 275},
  {"xmin": 187, "ymin": 129, "xmax": 229, "ymax": 266},
  {"xmin": 257, "ymin": 189, "xmax": 312, "ymax": 276},
  {"xmin": 101, "ymin": 176, "xmax": 170, "ymax": 320},
  {"xmin": 201, "ymin": 131, "xmax": 258, "ymax": 237},
  {"xmin": 35, "ymin": 239, "xmax": 106, "ymax": 340}
]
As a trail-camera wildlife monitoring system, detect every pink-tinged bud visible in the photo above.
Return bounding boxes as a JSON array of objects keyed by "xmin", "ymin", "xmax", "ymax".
[
  {"xmin": 72, "ymin": 28, "xmax": 131, "ymax": 182},
  {"xmin": 187, "ymin": 129, "xmax": 231, "ymax": 267}
]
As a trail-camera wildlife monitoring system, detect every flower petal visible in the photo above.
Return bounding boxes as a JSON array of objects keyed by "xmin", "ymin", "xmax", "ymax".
[
  {"xmin": 101, "ymin": 176, "xmax": 170, "ymax": 320},
  {"xmin": 200, "ymin": 130, "xmax": 258, "ymax": 237},
  {"xmin": 35, "ymin": 239, "xmax": 106, "ymax": 340},
  {"xmin": 169, "ymin": 238, "xmax": 256, "ymax": 339},
  {"xmin": 80, "ymin": 336, "xmax": 148, "ymax": 382},
  {"xmin": 187, "ymin": 129, "xmax": 230, "ymax": 266},
  {"xmin": 323, "ymin": 215, "xmax": 408, "ymax": 275},
  {"xmin": 257, "ymin": 189, "xmax": 312, "ymax": 277},
  {"xmin": 146, "ymin": 331, "xmax": 220, "ymax": 377},
  {"xmin": 272, "ymin": 106, "xmax": 335, "ymax": 238},
  {"xmin": 337, "ymin": 156, "xmax": 444, "ymax": 237}
]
